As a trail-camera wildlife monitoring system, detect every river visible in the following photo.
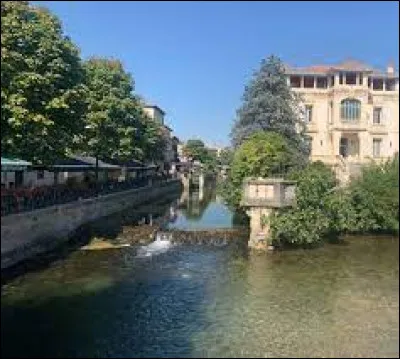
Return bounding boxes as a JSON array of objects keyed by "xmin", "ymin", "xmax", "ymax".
[{"xmin": 1, "ymin": 185, "xmax": 399, "ymax": 358}]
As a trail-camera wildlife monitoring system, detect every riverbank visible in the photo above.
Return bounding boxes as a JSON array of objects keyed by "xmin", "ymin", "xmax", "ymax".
[{"xmin": 1, "ymin": 179, "xmax": 182, "ymax": 270}]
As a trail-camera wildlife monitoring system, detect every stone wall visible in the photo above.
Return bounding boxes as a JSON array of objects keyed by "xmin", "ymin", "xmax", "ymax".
[{"xmin": 1, "ymin": 180, "xmax": 182, "ymax": 269}]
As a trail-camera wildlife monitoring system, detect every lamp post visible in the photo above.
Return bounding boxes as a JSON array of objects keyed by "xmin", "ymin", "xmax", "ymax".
[{"xmin": 85, "ymin": 124, "xmax": 100, "ymax": 197}]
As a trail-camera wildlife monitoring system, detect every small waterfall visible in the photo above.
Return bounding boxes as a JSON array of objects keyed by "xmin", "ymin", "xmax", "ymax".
[{"xmin": 136, "ymin": 231, "xmax": 173, "ymax": 258}]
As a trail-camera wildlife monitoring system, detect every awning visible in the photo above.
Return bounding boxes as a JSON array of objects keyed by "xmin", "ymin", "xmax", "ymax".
[
  {"xmin": 49, "ymin": 155, "xmax": 121, "ymax": 172},
  {"xmin": 1, "ymin": 157, "xmax": 32, "ymax": 171}
]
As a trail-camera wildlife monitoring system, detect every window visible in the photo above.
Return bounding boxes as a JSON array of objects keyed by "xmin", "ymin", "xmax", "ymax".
[
  {"xmin": 340, "ymin": 99, "xmax": 361, "ymax": 121},
  {"xmin": 290, "ymin": 76, "xmax": 301, "ymax": 88},
  {"xmin": 339, "ymin": 73, "xmax": 344, "ymax": 84},
  {"xmin": 345, "ymin": 72, "xmax": 357, "ymax": 85},
  {"xmin": 373, "ymin": 107, "xmax": 382, "ymax": 125},
  {"xmin": 316, "ymin": 77, "xmax": 327, "ymax": 88},
  {"xmin": 330, "ymin": 76, "xmax": 335, "ymax": 87},
  {"xmin": 373, "ymin": 138, "xmax": 382, "ymax": 157},
  {"xmin": 372, "ymin": 78, "xmax": 384, "ymax": 90},
  {"xmin": 305, "ymin": 105, "xmax": 313, "ymax": 122},
  {"xmin": 386, "ymin": 79, "xmax": 397, "ymax": 91},
  {"xmin": 37, "ymin": 170, "xmax": 44, "ymax": 180},
  {"xmin": 359, "ymin": 74, "xmax": 363, "ymax": 85},
  {"xmin": 304, "ymin": 76, "xmax": 314, "ymax": 88},
  {"xmin": 306, "ymin": 137, "xmax": 313, "ymax": 153},
  {"xmin": 339, "ymin": 137, "xmax": 349, "ymax": 157}
]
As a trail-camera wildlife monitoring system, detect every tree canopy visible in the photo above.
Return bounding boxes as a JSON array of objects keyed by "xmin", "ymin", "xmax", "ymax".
[
  {"xmin": 221, "ymin": 131, "xmax": 298, "ymax": 207},
  {"xmin": 75, "ymin": 57, "xmax": 140, "ymax": 161},
  {"xmin": 1, "ymin": 1, "xmax": 87, "ymax": 164}
]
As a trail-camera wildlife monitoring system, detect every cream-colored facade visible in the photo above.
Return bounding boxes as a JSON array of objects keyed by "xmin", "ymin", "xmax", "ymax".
[
  {"xmin": 143, "ymin": 104, "xmax": 175, "ymax": 169},
  {"xmin": 286, "ymin": 60, "xmax": 399, "ymax": 182}
]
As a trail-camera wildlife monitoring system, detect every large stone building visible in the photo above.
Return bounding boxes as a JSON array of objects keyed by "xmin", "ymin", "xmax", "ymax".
[
  {"xmin": 143, "ymin": 104, "xmax": 175, "ymax": 171},
  {"xmin": 285, "ymin": 59, "xmax": 399, "ymax": 182}
]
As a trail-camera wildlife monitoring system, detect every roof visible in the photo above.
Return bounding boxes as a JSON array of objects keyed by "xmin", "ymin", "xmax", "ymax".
[
  {"xmin": 1, "ymin": 157, "xmax": 32, "ymax": 171},
  {"xmin": 143, "ymin": 104, "xmax": 166, "ymax": 115},
  {"xmin": 51, "ymin": 155, "xmax": 120, "ymax": 170},
  {"xmin": 103, "ymin": 158, "xmax": 156, "ymax": 170},
  {"xmin": 285, "ymin": 59, "xmax": 398, "ymax": 77}
]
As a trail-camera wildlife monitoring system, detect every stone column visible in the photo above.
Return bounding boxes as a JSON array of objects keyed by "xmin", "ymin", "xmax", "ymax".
[
  {"xmin": 300, "ymin": 76, "xmax": 304, "ymax": 88},
  {"xmin": 247, "ymin": 207, "xmax": 273, "ymax": 251}
]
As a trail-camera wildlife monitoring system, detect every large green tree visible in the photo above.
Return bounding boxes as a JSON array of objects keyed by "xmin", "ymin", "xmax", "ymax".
[
  {"xmin": 231, "ymin": 55, "xmax": 308, "ymax": 164},
  {"xmin": 1, "ymin": 1, "xmax": 87, "ymax": 163},
  {"xmin": 76, "ymin": 58, "xmax": 138, "ymax": 162},
  {"xmin": 221, "ymin": 131, "xmax": 298, "ymax": 207},
  {"xmin": 183, "ymin": 139, "xmax": 208, "ymax": 162}
]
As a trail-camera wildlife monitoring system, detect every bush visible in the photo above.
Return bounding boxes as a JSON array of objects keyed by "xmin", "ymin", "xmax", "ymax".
[
  {"xmin": 268, "ymin": 161, "xmax": 337, "ymax": 247},
  {"xmin": 342, "ymin": 155, "xmax": 399, "ymax": 234},
  {"xmin": 269, "ymin": 156, "xmax": 399, "ymax": 248}
]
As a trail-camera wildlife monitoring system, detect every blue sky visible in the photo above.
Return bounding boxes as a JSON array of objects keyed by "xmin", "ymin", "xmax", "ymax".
[{"xmin": 35, "ymin": 1, "xmax": 399, "ymax": 146}]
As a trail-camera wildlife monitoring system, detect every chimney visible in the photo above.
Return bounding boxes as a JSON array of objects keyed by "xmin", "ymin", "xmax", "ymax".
[{"xmin": 387, "ymin": 61, "xmax": 395, "ymax": 75}]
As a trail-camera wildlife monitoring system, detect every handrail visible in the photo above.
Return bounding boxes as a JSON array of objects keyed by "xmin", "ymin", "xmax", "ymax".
[{"xmin": 1, "ymin": 175, "xmax": 174, "ymax": 217}]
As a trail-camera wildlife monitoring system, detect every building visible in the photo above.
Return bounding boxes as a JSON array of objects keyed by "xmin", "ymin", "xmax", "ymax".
[
  {"xmin": 285, "ymin": 59, "xmax": 399, "ymax": 182},
  {"xmin": 143, "ymin": 104, "xmax": 175, "ymax": 171}
]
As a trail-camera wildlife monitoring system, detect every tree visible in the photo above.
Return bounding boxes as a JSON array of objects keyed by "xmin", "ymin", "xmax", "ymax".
[
  {"xmin": 75, "ymin": 58, "xmax": 138, "ymax": 163},
  {"xmin": 218, "ymin": 147, "xmax": 234, "ymax": 167},
  {"xmin": 221, "ymin": 131, "xmax": 298, "ymax": 207},
  {"xmin": 136, "ymin": 108, "xmax": 166, "ymax": 163},
  {"xmin": 183, "ymin": 139, "xmax": 209, "ymax": 162},
  {"xmin": 1, "ymin": 1, "xmax": 87, "ymax": 164},
  {"xmin": 231, "ymin": 55, "xmax": 309, "ymax": 165}
]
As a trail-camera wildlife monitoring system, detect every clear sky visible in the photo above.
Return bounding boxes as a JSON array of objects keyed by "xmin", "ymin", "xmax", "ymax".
[{"xmin": 34, "ymin": 1, "xmax": 399, "ymax": 147}]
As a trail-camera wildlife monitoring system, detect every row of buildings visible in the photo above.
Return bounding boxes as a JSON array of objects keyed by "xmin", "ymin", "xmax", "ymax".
[
  {"xmin": 1, "ymin": 103, "xmax": 180, "ymax": 190},
  {"xmin": 285, "ymin": 59, "xmax": 399, "ymax": 182}
]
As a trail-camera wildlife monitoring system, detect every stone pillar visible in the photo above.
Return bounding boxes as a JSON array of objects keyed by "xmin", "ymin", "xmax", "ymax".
[
  {"xmin": 246, "ymin": 207, "xmax": 273, "ymax": 251},
  {"xmin": 333, "ymin": 131, "xmax": 340, "ymax": 157},
  {"xmin": 300, "ymin": 76, "xmax": 304, "ymax": 88}
]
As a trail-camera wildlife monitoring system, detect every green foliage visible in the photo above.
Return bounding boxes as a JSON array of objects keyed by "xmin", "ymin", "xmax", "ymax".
[
  {"xmin": 221, "ymin": 131, "xmax": 298, "ymax": 207},
  {"xmin": 1, "ymin": 1, "xmax": 87, "ymax": 164},
  {"xmin": 231, "ymin": 54, "xmax": 309, "ymax": 165},
  {"xmin": 183, "ymin": 139, "xmax": 218, "ymax": 174},
  {"xmin": 342, "ymin": 155, "xmax": 399, "ymax": 234},
  {"xmin": 75, "ymin": 58, "xmax": 165, "ymax": 163},
  {"xmin": 269, "ymin": 157, "xmax": 399, "ymax": 248},
  {"xmin": 218, "ymin": 148, "xmax": 234, "ymax": 167},
  {"xmin": 268, "ymin": 161, "xmax": 337, "ymax": 247},
  {"xmin": 183, "ymin": 139, "xmax": 208, "ymax": 161}
]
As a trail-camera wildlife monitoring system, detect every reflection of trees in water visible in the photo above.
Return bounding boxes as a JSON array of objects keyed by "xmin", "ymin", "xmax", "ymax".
[{"xmin": 178, "ymin": 181, "xmax": 216, "ymax": 221}]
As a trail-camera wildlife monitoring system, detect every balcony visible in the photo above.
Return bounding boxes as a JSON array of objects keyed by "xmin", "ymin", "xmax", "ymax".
[{"xmin": 330, "ymin": 117, "xmax": 367, "ymax": 132}]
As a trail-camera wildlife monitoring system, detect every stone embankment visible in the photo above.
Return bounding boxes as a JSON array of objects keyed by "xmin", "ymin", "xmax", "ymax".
[{"xmin": 1, "ymin": 180, "xmax": 181, "ymax": 269}]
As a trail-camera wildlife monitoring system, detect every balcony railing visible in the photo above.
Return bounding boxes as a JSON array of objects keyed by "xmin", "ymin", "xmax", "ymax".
[{"xmin": 1, "ymin": 175, "xmax": 173, "ymax": 217}]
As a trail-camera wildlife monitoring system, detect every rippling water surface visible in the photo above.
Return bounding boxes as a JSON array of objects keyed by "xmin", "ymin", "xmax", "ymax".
[{"xmin": 1, "ymin": 186, "xmax": 398, "ymax": 358}]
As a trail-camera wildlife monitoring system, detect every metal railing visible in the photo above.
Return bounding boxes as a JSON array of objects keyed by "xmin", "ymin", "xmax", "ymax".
[{"xmin": 1, "ymin": 174, "xmax": 173, "ymax": 217}]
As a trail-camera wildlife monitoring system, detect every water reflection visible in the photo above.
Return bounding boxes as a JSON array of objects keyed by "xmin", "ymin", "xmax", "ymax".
[{"xmin": 167, "ymin": 181, "xmax": 238, "ymax": 230}]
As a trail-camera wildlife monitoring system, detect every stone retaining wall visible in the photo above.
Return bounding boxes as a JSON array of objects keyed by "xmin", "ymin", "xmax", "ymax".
[{"xmin": 1, "ymin": 180, "xmax": 182, "ymax": 269}]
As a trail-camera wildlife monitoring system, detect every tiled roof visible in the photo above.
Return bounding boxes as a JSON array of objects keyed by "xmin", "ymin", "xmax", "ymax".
[{"xmin": 285, "ymin": 59, "xmax": 397, "ymax": 77}]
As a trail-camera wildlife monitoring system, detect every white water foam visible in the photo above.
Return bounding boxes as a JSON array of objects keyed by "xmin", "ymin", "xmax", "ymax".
[{"xmin": 136, "ymin": 232, "xmax": 173, "ymax": 258}]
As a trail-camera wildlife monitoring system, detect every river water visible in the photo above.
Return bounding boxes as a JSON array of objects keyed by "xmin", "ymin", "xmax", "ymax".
[{"xmin": 1, "ymin": 186, "xmax": 399, "ymax": 358}]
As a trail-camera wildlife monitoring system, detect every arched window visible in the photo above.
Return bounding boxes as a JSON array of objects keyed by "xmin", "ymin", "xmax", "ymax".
[{"xmin": 341, "ymin": 99, "xmax": 361, "ymax": 121}]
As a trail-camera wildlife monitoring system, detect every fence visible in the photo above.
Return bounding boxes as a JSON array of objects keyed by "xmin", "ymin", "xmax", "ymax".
[{"xmin": 1, "ymin": 175, "xmax": 173, "ymax": 217}]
